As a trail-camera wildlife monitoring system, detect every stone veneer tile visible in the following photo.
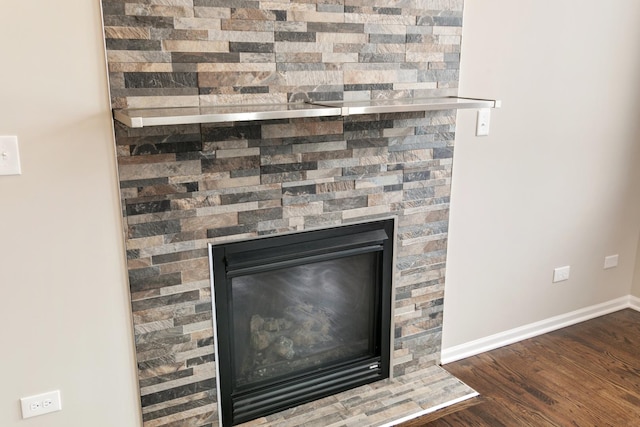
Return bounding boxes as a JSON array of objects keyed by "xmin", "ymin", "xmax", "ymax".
[
  {"xmin": 115, "ymin": 112, "xmax": 459, "ymax": 406},
  {"xmin": 103, "ymin": 0, "xmax": 466, "ymax": 424},
  {"xmin": 236, "ymin": 366, "xmax": 475, "ymax": 427}
]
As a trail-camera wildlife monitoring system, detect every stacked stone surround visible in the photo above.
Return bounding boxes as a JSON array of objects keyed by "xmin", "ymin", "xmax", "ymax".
[{"xmin": 101, "ymin": 0, "xmax": 465, "ymax": 426}]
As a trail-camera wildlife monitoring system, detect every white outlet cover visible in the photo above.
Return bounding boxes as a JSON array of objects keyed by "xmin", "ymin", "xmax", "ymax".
[
  {"xmin": 553, "ymin": 266, "xmax": 571, "ymax": 283},
  {"xmin": 0, "ymin": 135, "xmax": 22, "ymax": 176},
  {"xmin": 604, "ymin": 254, "xmax": 619, "ymax": 269},
  {"xmin": 20, "ymin": 390, "xmax": 62, "ymax": 419}
]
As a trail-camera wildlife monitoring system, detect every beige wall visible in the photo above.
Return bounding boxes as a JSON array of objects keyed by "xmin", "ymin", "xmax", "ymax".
[
  {"xmin": 0, "ymin": 2, "xmax": 141, "ymax": 426},
  {"xmin": 443, "ymin": 0, "xmax": 640, "ymax": 349}
]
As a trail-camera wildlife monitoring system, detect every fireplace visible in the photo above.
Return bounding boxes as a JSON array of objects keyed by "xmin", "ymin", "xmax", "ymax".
[{"xmin": 210, "ymin": 219, "xmax": 395, "ymax": 426}]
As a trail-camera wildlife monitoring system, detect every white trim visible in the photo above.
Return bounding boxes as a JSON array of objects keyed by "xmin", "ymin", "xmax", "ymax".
[
  {"xmin": 441, "ymin": 296, "xmax": 632, "ymax": 365},
  {"xmin": 380, "ymin": 391, "xmax": 479, "ymax": 427}
]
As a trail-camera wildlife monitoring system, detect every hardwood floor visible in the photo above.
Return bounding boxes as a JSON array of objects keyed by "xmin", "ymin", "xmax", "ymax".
[{"xmin": 400, "ymin": 309, "xmax": 640, "ymax": 426}]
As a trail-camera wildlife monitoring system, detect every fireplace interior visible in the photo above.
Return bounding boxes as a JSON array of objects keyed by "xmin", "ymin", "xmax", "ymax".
[{"xmin": 211, "ymin": 219, "xmax": 394, "ymax": 426}]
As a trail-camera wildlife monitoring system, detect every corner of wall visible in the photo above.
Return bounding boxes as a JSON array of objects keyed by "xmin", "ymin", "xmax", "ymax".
[{"xmin": 631, "ymin": 235, "xmax": 640, "ymax": 299}]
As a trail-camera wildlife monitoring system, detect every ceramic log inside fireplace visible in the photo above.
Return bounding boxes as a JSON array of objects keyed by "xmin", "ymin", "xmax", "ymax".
[{"xmin": 210, "ymin": 219, "xmax": 394, "ymax": 426}]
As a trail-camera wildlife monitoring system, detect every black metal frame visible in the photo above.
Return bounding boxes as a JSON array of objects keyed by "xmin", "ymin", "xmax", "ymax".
[{"xmin": 211, "ymin": 219, "xmax": 394, "ymax": 426}]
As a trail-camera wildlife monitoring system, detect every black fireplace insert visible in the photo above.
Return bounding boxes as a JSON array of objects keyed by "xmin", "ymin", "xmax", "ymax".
[{"xmin": 210, "ymin": 219, "xmax": 394, "ymax": 426}]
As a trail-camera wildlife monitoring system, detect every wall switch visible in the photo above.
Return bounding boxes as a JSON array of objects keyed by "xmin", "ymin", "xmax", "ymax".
[
  {"xmin": 476, "ymin": 108, "xmax": 491, "ymax": 136},
  {"xmin": 0, "ymin": 136, "xmax": 21, "ymax": 176},
  {"xmin": 604, "ymin": 254, "xmax": 619, "ymax": 269},
  {"xmin": 20, "ymin": 390, "xmax": 62, "ymax": 419},
  {"xmin": 553, "ymin": 266, "xmax": 571, "ymax": 283}
]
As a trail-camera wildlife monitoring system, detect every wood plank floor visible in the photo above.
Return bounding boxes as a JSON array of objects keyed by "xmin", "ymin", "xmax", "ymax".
[{"xmin": 400, "ymin": 309, "xmax": 640, "ymax": 426}]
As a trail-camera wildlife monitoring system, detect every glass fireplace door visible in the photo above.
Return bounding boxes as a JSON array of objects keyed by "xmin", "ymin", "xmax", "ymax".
[
  {"xmin": 231, "ymin": 252, "xmax": 377, "ymax": 389},
  {"xmin": 211, "ymin": 219, "xmax": 394, "ymax": 426}
]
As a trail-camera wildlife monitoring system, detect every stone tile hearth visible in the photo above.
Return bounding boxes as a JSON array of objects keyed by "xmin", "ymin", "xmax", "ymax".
[{"xmin": 240, "ymin": 365, "xmax": 476, "ymax": 427}]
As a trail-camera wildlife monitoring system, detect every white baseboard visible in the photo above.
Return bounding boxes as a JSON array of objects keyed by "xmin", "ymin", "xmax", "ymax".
[{"xmin": 441, "ymin": 296, "xmax": 634, "ymax": 365}]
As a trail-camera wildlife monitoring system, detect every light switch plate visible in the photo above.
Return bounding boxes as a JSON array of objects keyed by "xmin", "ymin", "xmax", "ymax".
[
  {"xmin": 476, "ymin": 108, "xmax": 491, "ymax": 136},
  {"xmin": 0, "ymin": 136, "xmax": 22, "ymax": 176}
]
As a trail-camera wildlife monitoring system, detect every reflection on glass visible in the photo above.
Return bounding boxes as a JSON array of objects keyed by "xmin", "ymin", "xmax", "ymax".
[{"xmin": 231, "ymin": 253, "xmax": 375, "ymax": 387}]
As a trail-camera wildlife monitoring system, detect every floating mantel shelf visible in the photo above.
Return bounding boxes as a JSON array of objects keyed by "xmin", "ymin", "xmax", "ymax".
[
  {"xmin": 112, "ymin": 102, "xmax": 342, "ymax": 129},
  {"xmin": 312, "ymin": 97, "xmax": 500, "ymax": 116},
  {"xmin": 113, "ymin": 96, "xmax": 500, "ymax": 128}
]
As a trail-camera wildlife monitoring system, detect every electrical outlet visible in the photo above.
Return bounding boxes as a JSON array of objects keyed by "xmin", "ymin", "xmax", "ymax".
[
  {"xmin": 604, "ymin": 254, "xmax": 619, "ymax": 269},
  {"xmin": 20, "ymin": 390, "xmax": 62, "ymax": 419},
  {"xmin": 553, "ymin": 266, "xmax": 571, "ymax": 283}
]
